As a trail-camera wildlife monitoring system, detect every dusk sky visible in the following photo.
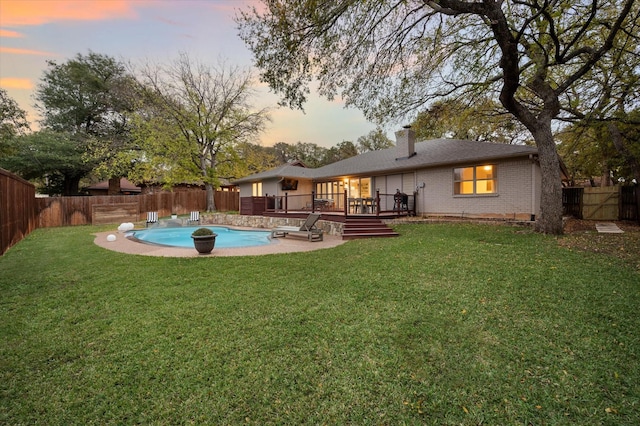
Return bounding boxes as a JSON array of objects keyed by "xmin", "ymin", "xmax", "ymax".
[{"xmin": 0, "ymin": 0, "xmax": 382, "ymax": 148}]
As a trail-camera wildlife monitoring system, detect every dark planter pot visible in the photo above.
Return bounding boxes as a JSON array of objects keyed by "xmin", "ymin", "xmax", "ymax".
[{"xmin": 191, "ymin": 234, "xmax": 217, "ymax": 254}]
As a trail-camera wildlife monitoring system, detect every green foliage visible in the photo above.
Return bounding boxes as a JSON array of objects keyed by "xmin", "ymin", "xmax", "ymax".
[
  {"xmin": 0, "ymin": 130, "xmax": 92, "ymax": 195},
  {"xmin": 237, "ymin": 2, "xmax": 635, "ymax": 124},
  {"xmin": 127, "ymin": 111, "xmax": 201, "ymax": 186},
  {"xmin": 557, "ymin": 27, "xmax": 640, "ymax": 184},
  {"xmin": 557, "ymin": 110, "xmax": 640, "ymax": 185},
  {"xmin": 1, "ymin": 223, "xmax": 639, "ymax": 424},
  {"xmin": 272, "ymin": 141, "xmax": 327, "ymax": 167},
  {"xmin": 412, "ymin": 98, "xmax": 527, "ymax": 144},
  {"xmin": 132, "ymin": 54, "xmax": 270, "ymax": 210},
  {"xmin": 218, "ymin": 141, "xmax": 279, "ymax": 180},
  {"xmin": 34, "ymin": 51, "xmax": 136, "ymax": 181},
  {"xmin": 35, "ymin": 51, "xmax": 132, "ymax": 135},
  {"xmin": 322, "ymin": 140, "xmax": 358, "ymax": 164},
  {"xmin": 191, "ymin": 227, "xmax": 215, "ymax": 236},
  {"xmin": 268, "ymin": 129, "xmax": 391, "ymax": 169},
  {"xmin": 356, "ymin": 128, "xmax": 394, "ymax": 153},
  {"xmin": 0, "ymin": 89, "xmax": 30, "ymax": 158}
]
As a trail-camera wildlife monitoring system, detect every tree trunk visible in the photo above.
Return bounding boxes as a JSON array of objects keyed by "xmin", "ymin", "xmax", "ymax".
[
  {"xmin": 108, "ymin": 177, "xmax": 121, "ymax": 195},
  {"xmin": 63, "ymin": 175, "xmax": 81, "ymax": 196},
  {"xmin": 530, "ymin": 126, "xmax": 564, "ymax": 234},
  {"xmin": 205, "ymin": 183, "xmax": 216, "ymax": 212}
]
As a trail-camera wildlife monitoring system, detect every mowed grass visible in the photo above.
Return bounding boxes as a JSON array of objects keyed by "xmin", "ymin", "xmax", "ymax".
[{"xmin": 1, "ymin": 223, "xmax": 638, "ymax": 425}]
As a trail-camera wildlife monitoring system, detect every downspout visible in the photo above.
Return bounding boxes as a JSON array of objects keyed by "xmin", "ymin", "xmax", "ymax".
[{"xmin": 530, "ymin": 154, "xmax": 537, "ymax": 221}]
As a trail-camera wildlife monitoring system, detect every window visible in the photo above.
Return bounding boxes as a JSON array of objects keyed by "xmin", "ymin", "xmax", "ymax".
[
  {"xmin": 345, "ymin": 177, "xmax": 371, "ymax": 198},
  {"xmin": 252, "ymin": 182, "xmax": 262, "ymax": 196},
  {"xmin": 453, "ymin": 165, "xmax": 497, "ymax": 195}
]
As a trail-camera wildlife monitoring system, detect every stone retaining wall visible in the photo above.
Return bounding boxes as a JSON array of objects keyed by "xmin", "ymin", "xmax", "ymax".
[{"xmin": 201, "ymin": 214, "xmax": 343, "ymax": 236}]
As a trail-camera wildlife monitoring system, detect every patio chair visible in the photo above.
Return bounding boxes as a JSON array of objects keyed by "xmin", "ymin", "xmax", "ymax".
[
  {"xmin": 270, "ymin": 213, "xmax": 323, "ymax": 242},
  {"xmin": 146, "ymin": 211, "xmax": 158, "ymax": 227},
  {"xmin": 187, "ymin": 211, "xmax": 200, "ymax": 225}
]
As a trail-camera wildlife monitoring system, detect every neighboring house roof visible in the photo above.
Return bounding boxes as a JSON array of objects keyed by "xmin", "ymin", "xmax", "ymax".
[
  {"xmin": 233, "ymin": 139, "xmax": 538, "ymax": 183},
  {"xmin": 234, "ymin": 162, "xmax": 316, "ymax": 183},
  {"xmin": 140, "ymin": 178, "xmax": 236, "ymax": 188},
  {"xmin": 85, "ymin": 178, "xmax": 141, "ymax": 193}
]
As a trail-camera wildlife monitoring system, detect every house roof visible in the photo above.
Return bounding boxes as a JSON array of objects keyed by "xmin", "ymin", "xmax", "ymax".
[
  {"xmin": 234, "ymin": 162, "xmax": 316, "ymax": 182},
  {"xmin": 85, "ymin": 178, "xmax": 141, "ymax": 192},
  {"xmin": 233, "ymin": 138, "xmax": 538, "ymax": 183}
]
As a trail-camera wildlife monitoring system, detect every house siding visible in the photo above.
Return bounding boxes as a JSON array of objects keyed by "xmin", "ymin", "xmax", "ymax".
[
  {"xmin": 402, "ymin": 173, "xmax": 415, "ymax": 195},
  {"xmin": 283, "ymin": 180, "xmax": 314, "ymax": 210},
  {"xmin": 416, "ymin": 158, "xmax": 538, "ymax": 220},
  {"xmin": 238, "ymin": 182, "xmax": 253, "ymax": 196}
]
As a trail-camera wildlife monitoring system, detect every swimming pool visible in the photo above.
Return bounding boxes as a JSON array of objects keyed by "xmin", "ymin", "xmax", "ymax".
[{"xmin": 127, "ymin": 226, "xmax": 272, "ymax": 249}]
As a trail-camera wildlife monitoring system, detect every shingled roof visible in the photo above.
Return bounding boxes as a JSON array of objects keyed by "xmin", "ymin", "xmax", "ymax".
[
  {"xmin": 234, "ymin": 139, "xmax": 538, "ymax": 183},
  {"xmin": 233, "ymin": 162, "xmax": 317, "ymax": 183}
]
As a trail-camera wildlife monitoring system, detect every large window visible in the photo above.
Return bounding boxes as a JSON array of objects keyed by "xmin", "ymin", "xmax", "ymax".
[{"xmin": 453, "ymin": 165, "xmax": 497, "ymax": 195}]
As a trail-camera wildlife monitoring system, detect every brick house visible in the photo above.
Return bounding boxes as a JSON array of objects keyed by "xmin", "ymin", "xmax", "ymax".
[{"xmin": 234, "ymin": 127, "xmax": 544, "ymax": 221}]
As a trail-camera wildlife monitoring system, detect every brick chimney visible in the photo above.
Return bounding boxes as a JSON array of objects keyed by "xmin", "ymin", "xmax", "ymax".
[{"xmin": 395, "ymin": 125, "xmax": 416, "ymax": 160}]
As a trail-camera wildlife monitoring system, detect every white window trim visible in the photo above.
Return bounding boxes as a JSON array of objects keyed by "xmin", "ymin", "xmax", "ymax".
[{"xmin": 453, "ymin": 165, "xmax": 498, "ymax": 196}]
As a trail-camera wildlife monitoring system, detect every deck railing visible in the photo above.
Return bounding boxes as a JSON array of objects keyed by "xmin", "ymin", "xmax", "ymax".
[{"xmin": 262, "ymin": 190, "xmax": 416, "ymax": 217}]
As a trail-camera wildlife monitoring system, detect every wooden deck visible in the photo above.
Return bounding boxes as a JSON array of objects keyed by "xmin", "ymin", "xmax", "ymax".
[
  {"xmin": 243, "ymin": 192, "xmax": 415, "ymax": 239},
  {"xmin": 262, "ymin": 210, "xmax": 407, "ymax": 239}
]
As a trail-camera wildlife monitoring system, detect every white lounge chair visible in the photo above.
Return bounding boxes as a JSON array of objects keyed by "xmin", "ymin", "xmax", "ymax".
[
  {"xmin": 187, "ymin": 211, "xmax": 200, "ymax": 225},
  {"xmin": 146, "ymin": 211, "xmax": 158, "ymax": 227},
  {"xmin": 271, "ymin": 213, "xmax": 323, "ymax": 242}
]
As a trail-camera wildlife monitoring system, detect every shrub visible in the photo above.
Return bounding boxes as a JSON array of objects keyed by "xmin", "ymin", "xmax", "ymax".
[{"xmin": 191, "ymin": 227, "xmax": 215, "ymax": 237}]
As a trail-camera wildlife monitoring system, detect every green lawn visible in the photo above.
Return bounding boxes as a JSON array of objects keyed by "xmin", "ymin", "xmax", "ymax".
[{"xmin": 1, "ymin": 223, "xmax": 638, "ymax": 424}]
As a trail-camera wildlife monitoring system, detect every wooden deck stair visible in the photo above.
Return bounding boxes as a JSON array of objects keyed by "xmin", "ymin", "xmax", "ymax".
[{"xmin": 341, "ymin": 217, "xmax": 399, "ymax": 240}]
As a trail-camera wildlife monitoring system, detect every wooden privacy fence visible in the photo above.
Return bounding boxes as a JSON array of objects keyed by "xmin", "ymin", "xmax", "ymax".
[
  {"xmin": 562, "ymin": 186, "xmax": 638, "ymax": 221},
  {"xmin": 0, "ymin": 171, "xmax": 240, "ymax": 254},
  {"xmin": 37, "ymin": 190, "xmax": 239, "ymax": 228},
  {"xmin": 1, "ymin": 168, "xmax": 37, "ymax": 255},
  {"xmin": 620, "ymin": 186, "xmax": 639, "ymax": 221},
  {"xmin": 583, "ymin": 186, "xmax": 619, "ymax": 220},
  {"xmin": 562, "ymin": 187, "xmax": 583, "ymax": 218}
]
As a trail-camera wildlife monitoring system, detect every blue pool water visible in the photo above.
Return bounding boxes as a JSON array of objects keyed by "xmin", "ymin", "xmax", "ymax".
[{"xmin": 127, "ymin": 226, "xmax": 272, "ymax": 249}]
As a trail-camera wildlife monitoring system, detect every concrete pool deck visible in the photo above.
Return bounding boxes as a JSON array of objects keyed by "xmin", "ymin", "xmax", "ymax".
[{"xmin": 94, "ymin": 230, "xmax": 347, "ymax": 257}]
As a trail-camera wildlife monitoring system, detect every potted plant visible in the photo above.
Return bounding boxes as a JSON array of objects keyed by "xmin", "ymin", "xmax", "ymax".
[
  {"xmin": 191, "ymin": 227, "xmax": 217, "ymax": 254},
  {"xmin": 171, "ymin": 212, "xmax": 178, "ymax": 219}
]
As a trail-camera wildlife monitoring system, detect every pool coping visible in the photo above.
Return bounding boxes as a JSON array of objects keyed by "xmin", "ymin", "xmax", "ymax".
[{"xmin": 93, "ymin": 228, "xmax": 347, "ymax": 257}]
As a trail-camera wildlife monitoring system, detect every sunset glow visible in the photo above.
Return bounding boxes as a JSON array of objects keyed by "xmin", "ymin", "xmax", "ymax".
[
  {"xmin": 0, "ymin": 77, "xmax": 33, "ymax": 90},
  {"xmin": 0, "ymin": 29, "xmax": 23, "ymax": 38},
  {"xmin": 0, "ymin": 47, "xmax": 55, "ymax": 56},
  {"xmin": 0, "ymin": 0, "xmax": 138, "ymax": 26},
  {"xmin": 0, "ymin": 0, "xmax": 377, "ymax": 147}
]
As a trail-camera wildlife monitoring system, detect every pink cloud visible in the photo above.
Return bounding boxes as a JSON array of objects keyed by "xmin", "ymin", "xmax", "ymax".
[
  {"xmin": 0, "ymin": 28, "xmax": 23, "ymax": 37},
  {"xmin": 0, "ymin": 0, "xmax": 139, "ymax": 26},
  {"xmin": 0, "ymin": 46, "xmax": 55, "ymax": 56},
  {"xmin": 0, "ymin": 77, "xmax": 34, "ymax": 90}
]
